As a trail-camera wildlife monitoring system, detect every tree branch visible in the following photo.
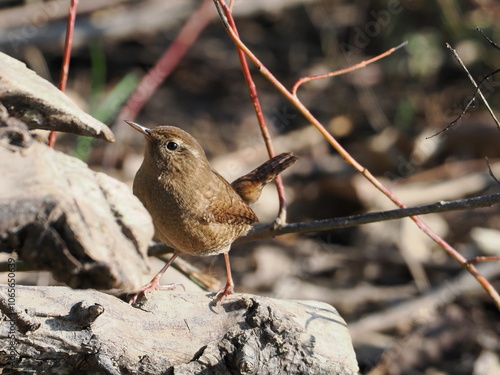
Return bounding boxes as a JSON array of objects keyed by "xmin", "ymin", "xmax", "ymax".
[
  {"xmin": 244, "ymin": 193, "xmax": 500, "ymax": 241},
  {"xmin": 146, "ymin": 193, "xmax": 500, "ymax": 257},
  {"xmin": 212, "ymin": 0, "xmax": 500, "ymax": 310}
]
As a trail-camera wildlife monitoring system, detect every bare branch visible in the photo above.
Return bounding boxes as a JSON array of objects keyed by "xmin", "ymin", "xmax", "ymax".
[
  {"xmin": 447, "ymin": 42, "xmax": 499, "ymax": 131},
  {"xmin": 466, "ymin": 256, "xmax": 500, "ymax": 264},
  {"xmin": 49, "ymin": 0, "xmax": 79, "ymax": 148},
  {"xmin": 212, "ymin": 0, "xmax": 500, "ymax": 310},
  {"xmin": 291, "ymin": 41, "xmax": 407, "ymax": 95},
  {"xmin": 144, "ymin": 193, "xmax": 500, "ymax": 254},
  {"xmin": 242, "ymin": 193, "xmax": 500, "ymax": 241},
  {"xmin": 486, "ymin": 157, "xmax": 500, "ymax": 185},
  {"xmin": 477, "ymin": 27, "xmax": 500, "ymax": 51}
]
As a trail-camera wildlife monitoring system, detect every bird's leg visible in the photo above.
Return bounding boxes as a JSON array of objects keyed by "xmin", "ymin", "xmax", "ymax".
[
  {"xmin": 129, "ymin": 251, "xmax": 181, "ymax": 305},
  {"xmin": 215, "ymin": 252, "xmax": 235, "ymax": 305}
]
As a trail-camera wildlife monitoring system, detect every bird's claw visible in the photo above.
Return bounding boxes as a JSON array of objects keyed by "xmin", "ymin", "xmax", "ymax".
[
  {"xmin": 214, "ymin": 282, "xmax": 234, "ymax": 306},
  {"xmin": 129, "ymin": 280, "xmax": 180, "ymax": 305}
]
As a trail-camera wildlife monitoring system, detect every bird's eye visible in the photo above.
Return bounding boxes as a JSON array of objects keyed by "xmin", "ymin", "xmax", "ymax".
[{"xmin": 166, "ymin": 141, "xmax": 179, "ymax": 151}]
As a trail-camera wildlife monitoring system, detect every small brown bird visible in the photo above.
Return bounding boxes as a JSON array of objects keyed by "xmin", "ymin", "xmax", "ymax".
[{"xmin": 125, "ymin": 121, "xmax": 298, "ymax": 305}]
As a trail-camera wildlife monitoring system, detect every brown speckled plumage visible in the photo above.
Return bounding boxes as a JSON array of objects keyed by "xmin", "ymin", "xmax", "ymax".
[
  {"xmin": 231, "ymin": 152, "xmax": 299, "ymax": 205},
  {"xmin": 132, "ymin": 126, "xmax": 260, "ymax": 256},
  {"xmin": 125, "ymin": 121, "xmax": 298, "ymax": 304}
]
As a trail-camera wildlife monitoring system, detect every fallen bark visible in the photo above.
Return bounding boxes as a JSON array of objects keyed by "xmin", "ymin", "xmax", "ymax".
[
  {"xmin": 0, "ymin": 107, "xmax": 152, "ymax": 291},
  {"xmin": 0, "ymin": 286, "xmax": 359, "ymax": 375},
  {"xmin": 0, "ymin": 52, "xmax": 114, "ymax": 141}
]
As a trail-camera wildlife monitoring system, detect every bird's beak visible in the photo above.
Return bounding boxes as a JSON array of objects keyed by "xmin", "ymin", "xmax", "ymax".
[{"xmin": 125, "ymin": 120, "xmax": 152, "ymax": 139}]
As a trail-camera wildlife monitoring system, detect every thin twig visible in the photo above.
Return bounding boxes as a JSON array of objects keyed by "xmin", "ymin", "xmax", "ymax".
[
  {"xmin": 58, "ymin": 0, "xmax": 79, "ymax": 93},
  {"xmin": 477, "ymin": 27, "xmax": 500, "ymax": 51},
  {"xmin": 145, "ymin": 193, "xmax": 500, "ymax": 256},
  {"xmin": 115, "ymin": 0, "xmax": 213, "ymax": 125},
  {"xmin": 486, "ymin": 157, "xmax": 500, "ymax": 185},
  {"xmin": 427, "ymin": 93, "xmax": 477, "ymax": 139},
  {"xmin": 167, "ymin": 256, "xmax": 220, "ymax": 291},
  {"xmin": 49, "ymin": 0, "xmax": 79, "ymax": 148},
  {"xmin": 447, "ymin": 42, "xmax": 500, "ymax": 131},
  {"xmin": 4, "ymin": 193, "xmax": 500, "ymax": 283},
  {"xmin": 432, "ymin": 33, "xmax": 500, "ymax": 139},
  {"xmin": 242, "ymin": 193, "xmax": 500, "ymax": 241},
  {"xmin": 218, "ymin": 0, "xmax": 289, "ymax": 223},
  {"xmin": 466, "ymin": 256, "xmax": 500, "ymax": 264},
  {"xmin": 212, "ymin": 0, "xmax": 500, "ymax": 310},
  {"xmin": 427, "ymin": 68, "xmax": 500, "ymax": 139},
  {"xmin": 292, "ymin": 41, "xmax": 407, "ymax": 95},
  {"xmin": 103, "ymin": 0, "xmax": 214, "ymax": 169}
]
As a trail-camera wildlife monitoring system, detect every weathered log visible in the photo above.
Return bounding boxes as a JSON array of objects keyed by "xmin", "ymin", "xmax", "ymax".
[
  {"xmin": 0, "ymin": 286, "xmax": 359, "ymax": 374},
  {"xmin": 0, "ymin": 52, "xmax": 114, "ymax": 141},
  {"xmin": 0, "ymin": 107, "xmax": 152, "ymax": 291}
]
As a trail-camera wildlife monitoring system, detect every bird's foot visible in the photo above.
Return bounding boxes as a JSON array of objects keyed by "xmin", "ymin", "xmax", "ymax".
[
  {"xmin": 129, "ymin": 276, "xmax": 180, "ymax": 305},
  {"xmin": 214, "ymin": 282, "xmax": 234, "ymax": 306}
]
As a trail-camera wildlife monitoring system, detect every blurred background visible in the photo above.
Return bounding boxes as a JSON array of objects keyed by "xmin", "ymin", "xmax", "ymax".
[{"xmin": 1, "ymin": 0, "xmax": 500, "ymax": 373}]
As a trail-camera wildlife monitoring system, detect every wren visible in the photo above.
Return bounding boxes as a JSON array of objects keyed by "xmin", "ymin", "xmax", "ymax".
[{"xmin": 125, "ymin": 121, "xmax": 298, "ymax": 305}]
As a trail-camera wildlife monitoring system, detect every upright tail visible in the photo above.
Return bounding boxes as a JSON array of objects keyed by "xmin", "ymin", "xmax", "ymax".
[{"xmin": 231, "ymin": 152, "xmax": 299, "ymax": 204}]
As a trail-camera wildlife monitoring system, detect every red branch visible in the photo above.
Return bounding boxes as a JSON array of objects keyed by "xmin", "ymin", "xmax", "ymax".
[
  {"xmin": 220, "ymin": 1, "xmax": 289, "ymax": 222},
  {"xmin": 292, "ymin": 41, "xmax": 407, "ymax": 95},
  {"xmin": 467, "ymin": 256, "xmax": 500, "ymax": 264},
  {"xmin": 49, "ymin": 0, "xmax": 79, "ymax": 148},
  {"xmin": 115, "ymin": 0, "xmax": 214, "ymax": 124},
  {"xmin": 212, "ymin": 0, "xmax": 500, "ymax": 310}
]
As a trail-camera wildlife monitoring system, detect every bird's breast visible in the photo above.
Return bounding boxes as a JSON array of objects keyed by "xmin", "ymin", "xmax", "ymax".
[{"xmin": 132, "ymin": 165, "xmax": 251, "ymax": 256}]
